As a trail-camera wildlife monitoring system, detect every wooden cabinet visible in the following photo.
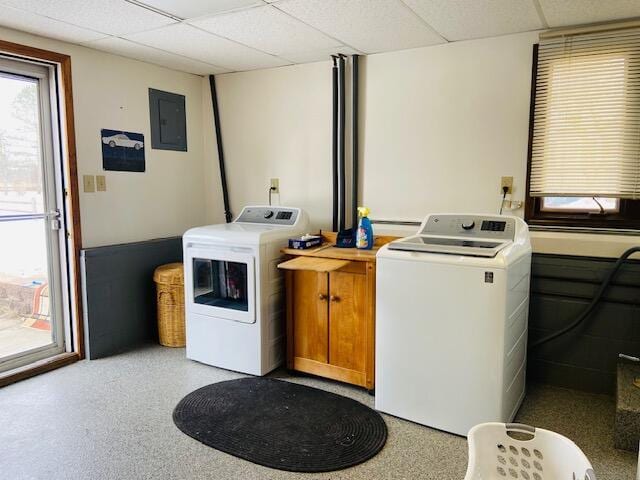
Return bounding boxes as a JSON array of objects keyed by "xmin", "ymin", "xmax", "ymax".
[{"xmin": 279, "ymin": 255, "xmax": 376, "ymax": 390}]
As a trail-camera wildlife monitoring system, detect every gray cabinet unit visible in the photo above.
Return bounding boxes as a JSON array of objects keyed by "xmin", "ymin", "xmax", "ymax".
[{"xmin": 149, "ymin": 88, "xmax": 187, "ymax": 151}]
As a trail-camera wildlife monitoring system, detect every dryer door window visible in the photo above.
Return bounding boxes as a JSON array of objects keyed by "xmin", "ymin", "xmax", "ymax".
[
  {"xmin": 185, "ymin": 247, "xmax": 256, "ymax": 324},
  {"xmin": 193, "ymin": 259, "xmax": 248, "ymax": 312}
]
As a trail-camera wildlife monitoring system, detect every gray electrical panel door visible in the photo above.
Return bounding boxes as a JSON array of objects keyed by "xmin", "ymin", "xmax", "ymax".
[{"xmin": 149, "ymin": 88, "xmax": 187, "ymax": 151}]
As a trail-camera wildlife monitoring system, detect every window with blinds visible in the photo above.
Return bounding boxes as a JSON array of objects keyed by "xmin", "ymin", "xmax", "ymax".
[{"xmin": 526, "ymin": 26, "xmax": 640, "ymax": 229}]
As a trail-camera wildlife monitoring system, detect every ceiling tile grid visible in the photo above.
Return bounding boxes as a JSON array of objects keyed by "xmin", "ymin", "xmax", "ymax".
[
  {"xmin": 403, "ymin": 0, "xmax": 545, "ymax": 41},
  {"xmin": 189, "ymin": 5, "xmax": 341, "ymax": 56},
  {"xmin": 281, "ymin": 46, "xmax": 360, "ymax": 64},
  {"xmin": 274, "ymin": 0, "xmax": 446, "ymax": 53},
  {"xmin": 0, "ymin": 0, "xmax": 176, "ymax": 36},
  {"xmin": 125, "ymin": 23, "xmax": 290, "ymax": 71},
  {"xmin": 537, "ymin": 0, "xmax": 640, "ymax": 28},
  {"xmin": 136, "ymin": 0, "xmax": 264, "ymax": 20},
  {"xmin": 1, "ymin": 0, "xmax": 639, "ymax": 75},
  {"xmin": 86, "ymin": 36, "xmax": 230, "ymax": 74},
  {"xmin": 0, "ymin": 4, "xmax": 107, "ymax": 43}
]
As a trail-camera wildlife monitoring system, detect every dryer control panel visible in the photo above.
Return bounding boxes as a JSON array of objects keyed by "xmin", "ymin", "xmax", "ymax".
[
  {"xmin": 420, "ymin": 215, "xmax": 515, "ymax": 240},
  {"xmin": 235, "ymin": 206, "xmax": 299, "ymax": 226}
]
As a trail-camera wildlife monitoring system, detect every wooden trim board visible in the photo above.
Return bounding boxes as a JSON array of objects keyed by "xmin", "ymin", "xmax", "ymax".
[
  {"xmin": 0, "ymin": 352, "xmax": 79, "ymax": 388},
  {"xmin": 293, "ymin": 357, "xmax": 367, "ymax": 388}
]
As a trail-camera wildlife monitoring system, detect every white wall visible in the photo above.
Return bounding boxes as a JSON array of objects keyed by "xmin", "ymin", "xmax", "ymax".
[
  {"xmin": 361, "ymin": 32, "xmax": 538, "ymax": 221},
  {"xmin": 215, "ymin": 61, "xmax": 333, "ymax": 227},
  {"xmin": 0, "ymin": 27, "xmax": 216, "ymax": 248},
  {"xmin": 215, "ymin": 31, "xmax": 539, "ymax": 231}
]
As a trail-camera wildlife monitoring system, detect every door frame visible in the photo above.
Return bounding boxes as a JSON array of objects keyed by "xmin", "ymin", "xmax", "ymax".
[{"xmin": 0, "ymin": 39, "xmax": 83, "ymax": 387}]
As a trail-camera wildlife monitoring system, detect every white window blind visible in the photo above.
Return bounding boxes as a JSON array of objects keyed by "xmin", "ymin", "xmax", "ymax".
[{"xmin": 530, "ymin": 28, "xmax": 640, "ymax": 199}]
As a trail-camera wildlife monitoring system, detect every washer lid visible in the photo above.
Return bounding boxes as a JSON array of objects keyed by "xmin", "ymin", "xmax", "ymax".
[{"xmin": 387, "ymin": 235, "xmax": 511, "ymax": 258}]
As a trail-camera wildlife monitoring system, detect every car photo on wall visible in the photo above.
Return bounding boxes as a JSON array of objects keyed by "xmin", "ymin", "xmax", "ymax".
[
  {"xmin": 101, "ymin": 129, "xmax": 145, "ymax": 172},
  {"xmin": 102, "ymin": 133, "xmax": 143, "ymax": 150}
]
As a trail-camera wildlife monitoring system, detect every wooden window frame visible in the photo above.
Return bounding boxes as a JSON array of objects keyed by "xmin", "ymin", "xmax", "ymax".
[
  {"xmin": 0, "ymin": 39, "xmax": 83, "ymax": 387},
  {"xmin": 525, "ymin": 43, "xmax": 640, "ymax": 230}
]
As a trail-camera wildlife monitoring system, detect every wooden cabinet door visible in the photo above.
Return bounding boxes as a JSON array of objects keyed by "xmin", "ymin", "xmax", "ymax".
[
  {"xmin": 328, "ymin": 269, "xmax": 367, "ymax": 375},
  {"xmin": 291, "ymin": 270, "xmax": 329, "ymax": 364}
]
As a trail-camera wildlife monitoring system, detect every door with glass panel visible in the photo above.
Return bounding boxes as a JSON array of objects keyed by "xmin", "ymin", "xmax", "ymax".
[{"xmin": 0, "ymin": 57, "xmax": 69, "ymax": 372}]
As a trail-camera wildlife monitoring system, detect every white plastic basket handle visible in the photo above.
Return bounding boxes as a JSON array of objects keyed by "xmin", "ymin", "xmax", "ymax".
[
  {"xmin": 577, "ymin": 470, "xmax": 597, "ymax": 480},
  {"xmin": 506, "ymin": 423, "xmax": 536, "ymax": 434},
  {"xmin": 504, "ymin": 423, "xmax": 597, "ymax": 480},
  {"xmin": 505, "ymin": 423, "xmax": 536, "ymax": 441}
]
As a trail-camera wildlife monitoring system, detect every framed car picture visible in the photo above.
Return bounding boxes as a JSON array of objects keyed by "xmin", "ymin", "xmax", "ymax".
[{"xmin": 101, "ymin": 129, "xmax": 145, "ymax": 172}]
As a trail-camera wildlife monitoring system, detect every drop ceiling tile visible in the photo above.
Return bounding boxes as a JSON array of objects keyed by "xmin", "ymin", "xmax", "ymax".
[
  {"xmin": 0, "ymin": 0, "xmax": 175, "ymax": 36},
  {"xmin": 0, "ymin": 5, "xmax": 106, "ymax": 43},
  {"xmin": 190, "ymin": 5, "xmax": 340, "ymax": 56},
  {"xmin": 135, "ymin": 0, "xmax": 263, "ymax": 20},
  {"xmin": 404, "ymin": 0, "xmax": 544, "ymax": 41},
  {"xmin": 274, "ymin": 0, "xmax": 445, "ymax": 54},
  {"xmin": 281, "ymin": 46, "xmax": 359, "ymax": 64},
  {"xmin": 538, "ymin": 0, "xmax": 640, "ymax": 27},
  {"xmin": 125, "ymin": 23, "xmax": 289, "ymax": 71},
  {"xmin": 85, "ymin": 37, "xmax": 229, "ymax": 75}
]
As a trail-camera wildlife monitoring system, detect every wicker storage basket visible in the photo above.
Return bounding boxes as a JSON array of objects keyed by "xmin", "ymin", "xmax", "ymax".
[{"xmin": 153, "ymin": 262, "xmax": 185, "ymax": 347}]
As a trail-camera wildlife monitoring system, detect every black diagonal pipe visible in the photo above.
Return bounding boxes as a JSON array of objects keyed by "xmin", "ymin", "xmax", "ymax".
[
  {"xmin": 331, "ymin": 56, "xmax": 339, "ymax": 232},
  {"xmin": 209, "ymin": 75, "xmax": 232, "ymax": 223},
  {"xmin": 351, "ymin": 54, "xmax": 359, "ymax": 229},
  {"xmin": 338, "ymin": 55, "xmax": 346, "ymax": 231}
]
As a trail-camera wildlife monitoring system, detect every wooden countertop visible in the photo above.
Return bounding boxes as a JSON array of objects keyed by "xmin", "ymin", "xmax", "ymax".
[
  {"xmin": 281, "ymin": 232, "xmax": 399, "ymax": 263},
  {"xmin": 281, "ymin": 243, "xmax": 381, "ymax": 262}
]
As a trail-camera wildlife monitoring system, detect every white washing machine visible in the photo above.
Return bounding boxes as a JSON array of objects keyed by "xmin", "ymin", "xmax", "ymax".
[
  {"xmin": 375, "ymin": 214, "xmax": 532, "ymax": 436},
  {"xmin": 183, "ymin": 206, "xmax": 308, "ymax": 376}
]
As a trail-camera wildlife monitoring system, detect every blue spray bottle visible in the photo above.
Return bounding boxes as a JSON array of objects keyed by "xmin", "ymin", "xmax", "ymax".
[{"xmin": 356, "ymin": 206, "xmax": 373, "ymax": 250}]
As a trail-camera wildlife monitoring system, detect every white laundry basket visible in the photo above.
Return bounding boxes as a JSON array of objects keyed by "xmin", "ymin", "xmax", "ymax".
[{"xmin": 464, "ymin": 422, "xmax": 596, "ymax": 480}]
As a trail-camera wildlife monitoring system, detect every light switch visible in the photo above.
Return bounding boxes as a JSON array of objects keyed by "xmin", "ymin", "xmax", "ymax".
[
  {"xmin": 83, "ymin": 175, "xmax": 95, "ymax": 193},
  {"xmin": 96, "ymin": 175, "xmax": 106, "ymax": 192}
]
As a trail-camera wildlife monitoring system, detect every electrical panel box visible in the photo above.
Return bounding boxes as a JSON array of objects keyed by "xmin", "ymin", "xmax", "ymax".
[{"xmin": 149, "ymin": 88, "xmax": 187, "ymax": 152}]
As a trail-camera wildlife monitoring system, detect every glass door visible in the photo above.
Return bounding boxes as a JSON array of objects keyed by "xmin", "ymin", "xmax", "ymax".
[{"xmin": 0, "ymin": 57, "xmax": 68, "ymax": 372}]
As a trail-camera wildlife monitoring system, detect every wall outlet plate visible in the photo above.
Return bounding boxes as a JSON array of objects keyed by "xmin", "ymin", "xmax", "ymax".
[
  {"xmin": 270, "ymin": 178, "xmax": 280, "ymax": 194},
  {"xmin": 96, "ymin": 175, "xmax": 106, "ymax": 192},
  {"xmin": 501, "ymin": 176, "xmax": 513, "ymax": 194},
  {"xmin": 83, "ymin": 175, "xmax": 95, "ymax": 193}
]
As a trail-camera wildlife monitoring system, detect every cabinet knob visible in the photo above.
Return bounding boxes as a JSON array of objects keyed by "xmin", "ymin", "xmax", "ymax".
[
  {"xmin": 330, "ymin": 295, "xmax": 340, "ymax": 302},
  {"xmin": 318, "ymin": 293, "xmax": 327, "ymax": 301}
]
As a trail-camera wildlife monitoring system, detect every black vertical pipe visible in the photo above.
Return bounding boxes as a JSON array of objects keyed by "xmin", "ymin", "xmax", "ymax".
[
  {"xmin": 338, "ymin": 55, "xmax": 346, "ymax": 232},
  {"xmin": 208, "ymin": 75, "xmax": 232, "ymax": 223},
  {"xmin": 331, "ymin": 57, "xmax": 339, "ymax": 232},
  {"xmin": 351, "ymin": 55, "xmax": 359, "ymax": 229}
]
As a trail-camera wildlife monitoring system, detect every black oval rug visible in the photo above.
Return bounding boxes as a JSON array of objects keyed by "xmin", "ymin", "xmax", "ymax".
[{"xmin": 173, "ymin": 377, "xmax": 387, "ymax": 472}]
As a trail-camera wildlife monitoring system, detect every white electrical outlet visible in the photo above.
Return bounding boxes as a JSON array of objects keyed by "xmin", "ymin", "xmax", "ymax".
[
  {"xmin": 501, "ymin": 176, "xmax": 513, "ymax": 194},
  {"xmin": 270, "ymin": 178, "xmax": 280, "ymax": 194}
]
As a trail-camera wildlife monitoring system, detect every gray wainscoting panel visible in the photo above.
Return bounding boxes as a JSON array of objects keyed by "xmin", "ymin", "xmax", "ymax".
[
  {"xmin": 528, "ymin": 253, "xmax": 640, "ymax": 394},
  {"xmin": 81, "ymin": 237, "xmax": 182, "ymax": 359}
]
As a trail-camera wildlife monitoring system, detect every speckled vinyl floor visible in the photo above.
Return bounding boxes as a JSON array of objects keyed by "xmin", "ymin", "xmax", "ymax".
[{"xmin": 0, "ymin": 344, "xmax": 635, "ymax": 479}]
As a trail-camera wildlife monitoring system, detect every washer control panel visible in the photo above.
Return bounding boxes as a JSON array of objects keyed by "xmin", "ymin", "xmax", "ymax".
[
  {"xmin": 235, "ymin": 206, "xmax": 299, "ymax": 225},
  {"xmin": 420, "ymin": 215, "xmax": 515, "ymax": 240}
]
